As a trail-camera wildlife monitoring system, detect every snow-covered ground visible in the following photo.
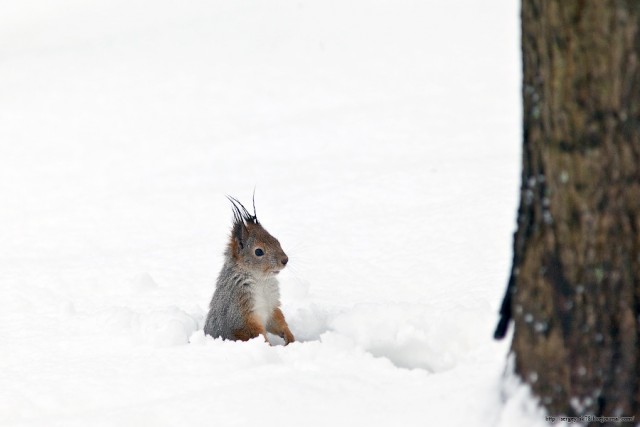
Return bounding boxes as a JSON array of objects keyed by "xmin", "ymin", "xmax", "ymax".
[{"xmin": 0, "ymin": 1, "xmax": 546, "ymax": 426}]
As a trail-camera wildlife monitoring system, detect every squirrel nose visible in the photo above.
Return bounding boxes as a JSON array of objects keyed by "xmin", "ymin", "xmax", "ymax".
[{"xmin": 281, "ymin": 256, "xmax": 288, "ymax": 266}]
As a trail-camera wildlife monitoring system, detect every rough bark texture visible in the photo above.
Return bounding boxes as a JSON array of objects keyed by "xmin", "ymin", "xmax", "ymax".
[{"xmin": 495, "ymin": 0, "xmax": 640, "ymax": 420}]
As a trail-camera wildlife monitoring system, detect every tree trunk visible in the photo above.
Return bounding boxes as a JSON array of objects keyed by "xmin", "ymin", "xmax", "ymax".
[{"xmin": 494, "ymin": 0, "xmax": 640, "ymax": 420}]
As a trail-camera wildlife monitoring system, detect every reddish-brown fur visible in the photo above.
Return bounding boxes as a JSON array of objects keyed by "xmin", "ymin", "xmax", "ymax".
[
  {"xmin": 229, "ymin": 237, "xmax": 241, "ymax": 261},
  {"xmin": 267, "ymin": 308, "xmax": 295, "ymax": 345},
  {"xmin": 233, "ymin": 313, "xmax": 269, "ymax": 343},
  {"xmin": 234, "ymin": 293, "xmax": 294, "ymax": 345}
]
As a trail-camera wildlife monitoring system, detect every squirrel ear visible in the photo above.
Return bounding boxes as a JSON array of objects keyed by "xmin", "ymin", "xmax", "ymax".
[{"xmin": 232, "ymin": 221, "xmax": 248, "ymax": 249}]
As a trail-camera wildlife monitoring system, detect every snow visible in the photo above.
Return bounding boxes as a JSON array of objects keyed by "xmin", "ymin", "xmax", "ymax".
[{"xmin": 0, "ymin": 1, "xmax": 550, "ymax": 426}]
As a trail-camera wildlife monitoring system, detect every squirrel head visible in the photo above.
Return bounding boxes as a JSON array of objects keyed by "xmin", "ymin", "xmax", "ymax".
[{"xmin": 225, "ymin": 196, "xmax": 288, "ymax": 276}]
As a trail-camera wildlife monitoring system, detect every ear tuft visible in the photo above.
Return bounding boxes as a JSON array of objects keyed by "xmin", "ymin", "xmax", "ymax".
[
  {"xmin": 227, "ymin": 195, "xmax": 259, "ymax": 253},
  {"xmin": 227, "ymin": 195, "xmax": 259, "ymax": 226}
]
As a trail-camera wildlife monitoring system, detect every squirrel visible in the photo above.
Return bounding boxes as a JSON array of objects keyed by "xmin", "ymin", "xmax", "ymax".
[{"xmin": 204, "ymin": 196, "xmax": 294, "ymax": 345}]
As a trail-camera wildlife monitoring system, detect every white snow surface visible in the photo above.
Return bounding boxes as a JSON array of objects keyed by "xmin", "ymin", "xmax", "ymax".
[{"xmin": 1, "ymin": 1, "xmax": 549, "ymax": 426}]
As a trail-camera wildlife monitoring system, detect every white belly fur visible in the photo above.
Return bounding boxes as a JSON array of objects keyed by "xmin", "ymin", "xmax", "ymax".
[{"xmin": 250, "ymin": 277, "xmax": 280, "ymax": 327}]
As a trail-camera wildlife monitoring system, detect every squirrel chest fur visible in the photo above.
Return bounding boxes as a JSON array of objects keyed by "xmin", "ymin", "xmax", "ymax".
[
  {"xmin": 249, "ymin": 277, "xmax": 280, "ymax": 327},
  {"xmin": 204, "ymin": 197, "xmax": 294, "ymax": 345}
]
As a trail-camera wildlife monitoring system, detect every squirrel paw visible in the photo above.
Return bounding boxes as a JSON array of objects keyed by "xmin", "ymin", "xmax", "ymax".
[{"xmin": 283, "ymin": 331, "xmax": 295, "ymax": 345}]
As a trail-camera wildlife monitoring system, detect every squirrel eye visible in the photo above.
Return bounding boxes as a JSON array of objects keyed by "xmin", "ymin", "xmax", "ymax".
[{"xmin": 254, "ymin": 248, "xmax": 264, "ymax": 257}]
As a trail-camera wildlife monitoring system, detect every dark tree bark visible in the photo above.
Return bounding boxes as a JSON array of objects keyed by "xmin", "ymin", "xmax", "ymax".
[{"xmin": 494, "ymin": 0, "xmax": 640, "ymax": 420}]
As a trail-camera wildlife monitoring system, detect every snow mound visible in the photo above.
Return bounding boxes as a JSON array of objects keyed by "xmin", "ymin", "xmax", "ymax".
[
  {"xmin": 130, "ymin": 272, "xmax": 159, "ymax": 293},
  {"xmin": 135, "ymin": 307, "xmax": 202, "ymax": 347},
  {"xmin": 284, "ymin": 304, "xmax": 333, "ymax": 342},
  {"xmin": 329, "ymin": 302, "xmax": 491, "ymax": 372},
  {"xmin": 99, "ymin": 306, "xmax": 203, "ymax": 347}
]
